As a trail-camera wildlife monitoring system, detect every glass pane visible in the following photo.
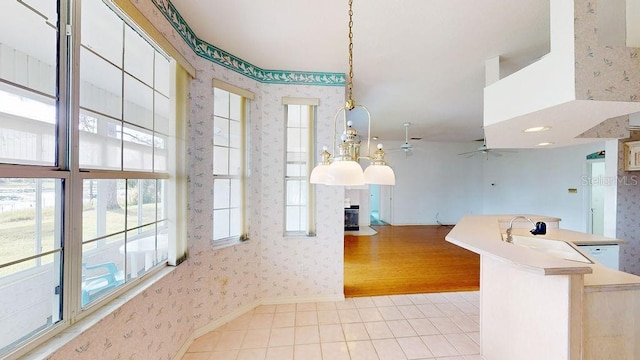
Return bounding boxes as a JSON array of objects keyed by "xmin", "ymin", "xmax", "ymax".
[
  {"xmin": 213, "ymin": 117, "xmax": 229, "ymax": 146},
  {"xmin": 299, "ymin": 207, "xmax": 307, "ymax": 230},
  {"xmin": 230, "ymin": 179, "xmax": 241, "ymax": 208},
  {"xmin": 124, "ymin": 74, "xmax": 153, "ymax": 129},
  {"xmin": 80, "ymin": 48, "xmax": 123, "ymax": 119},
  {"xmin": 156, "ymin": 221, "xmax": 169, "ymax": 264},
  {"xmin": 156, "ymin": 181, "xmax": 166, "ymax": 221},
  {"xmin": 230, "ymin": 208, "xmax": 241, "ymax": 237},
  {"xmin": 229, "ymin": 120, "xmax": 241, "ymax": 149},
  {"xmin": 287, "ymin": 128, "xmax": 302, "ymax": 152},
  {"xmin": 286, "ymin": 206, "xmax": 301, "ymax": 232},
  {"xmin": 82, "ymin": 179, "xmax": 126, "ymax": 241},
  {"xmin": 286, "ymin": 180, "xmax": 303, "ymax": 206},
  {"xmin": 124, "ymin": 224, "xmax": 164, "ymax": 278},
  {"xmin": 0, "ymin": 253, "xmax": 61, "ymax": 354},
  {"xmin": 213, "ymin": 209, "xmax": 230, "ymax": 240},
  {"xmin": 229, "ymin": 149, "xmax": 241, "ymax": 176},
  {"xmin": 154, "ymin": 92, "xmax": 170, "ymax": 135},
  {"xmin": 300, "ymin": 128, "xmax": 309, "ymax": 149},
  {"xmin": 213, "ymin": 88, "xmax": 229, "ymax": 117},
  {"xmin": 229, "ymin": 93, "xmax": 242, "ymax": 121},
  {"xmin": 300, "ymin": 182, "xmax": 307, "ymax": 205},
  {"xmin": 124, "ymin": 179, "xmax": 157, "ymax": 229},
  {"xmin": 286, "ymin": 163, "xmax": 303, "ymax": 177},
  {"xmin": 154, "ymin": 133, "xmax": 168, "ymax": 172},
  {"xmin": 81, "ymin": 0, "xmax": 123, "ymax": 67},
  {"xmin": 213, "ymin": 146, "xmax": 229, "ymax": 175},
  {"xmin": 287, "ymin": 105, "xmax": 301, "ymax": 127},
  {"xmin": 123, "ymin": 123, "xmax": 153, "ymax": 171},
  {"xmin": 0, "ymin": 179, "xmax": 61, "ymax": 272},
  {"xmin": 213, "ymin": 179, "xmax": 230, "ymax": 210},
  {"xmin": 0, "ymin": 86, "xmax": 56, "ymax": 166},
  {"xmin": 82, "ymin": 237, "xmax": 125, "ymax": 306},
  {"xmin": 79, "ymin": 110, "xmax": 122, "ymax": 169},
  {"xmin": 124, "ymin": 25, "xmax": 154, "ymax": 86},
  {"xmin": 154, "ymin": 54, "xmax": 170, "ymax": 96},
  {"xmin": 300, "ymin": 105, "xmax": 310, "ymax": 125},
  {"xmin": 0, "ymin": 2, "xmax": 57, "ymax": 96}
]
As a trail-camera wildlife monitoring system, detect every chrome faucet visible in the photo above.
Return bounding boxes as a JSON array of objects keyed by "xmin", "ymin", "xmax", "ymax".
[{"xmin": 505, "ymin": 216, "xmax": 537, "ymax": 243}]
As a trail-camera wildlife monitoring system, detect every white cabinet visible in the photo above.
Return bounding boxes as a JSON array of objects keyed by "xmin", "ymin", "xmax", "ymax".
[
  {"xmin": 624, "ymin": 140, "xmax": 640, "ymax": 171},
  {"xmin": 578, "ymin": 244, "xmax": 619, "ymax": 270}
]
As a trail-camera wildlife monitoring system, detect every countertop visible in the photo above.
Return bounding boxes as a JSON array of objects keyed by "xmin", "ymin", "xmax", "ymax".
[{"xmin": 446, "ymin": 215, "xmax": 640, "ymax": 288}]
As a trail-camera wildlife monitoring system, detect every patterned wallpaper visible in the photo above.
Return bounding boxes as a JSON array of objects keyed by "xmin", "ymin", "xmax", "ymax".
[
  {"xmin": 577, "ymin": 114, "xmax": 630, "ymax": 139},
  {"xmin": 259, "ymin": 84, "xmax": 344, "ymax": 300},
  {"xmin": 44, "ymin": 0, "xmax": 345, "ymax": 359},
  {"xmin": 571, "ymin": 0, "xmax": 640, "ymax": 275},
  {"xmin": 574, "ymin": 0, "xmax": 640, "ymax": 102},
  {"xmin": 617, "ymin": 131, "xmax": 640, "ymax": 275}
]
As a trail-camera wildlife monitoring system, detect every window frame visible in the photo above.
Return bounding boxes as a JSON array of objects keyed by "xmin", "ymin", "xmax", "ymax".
[
  {"xmin": 211, "ymin": 80, "xmax": 253, "ymax": 248},
  {"xmin": 283, "ymin": 97, "xmax": 318, "ymax": 237},
  {"xmin": 0, "ymin": 1, "xmax": 187, "ymax": 357}
]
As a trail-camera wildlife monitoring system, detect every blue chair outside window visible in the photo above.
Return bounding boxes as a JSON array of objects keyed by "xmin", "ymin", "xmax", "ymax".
[{"xmin": 81, "ymin": 262, "xmax": 124, "ymax": 306}]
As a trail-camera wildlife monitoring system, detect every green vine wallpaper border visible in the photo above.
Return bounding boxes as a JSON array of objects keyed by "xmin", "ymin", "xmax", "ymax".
[{"xmin": 151, "ymin": 0, "xmax": 346, "ymax": 87}]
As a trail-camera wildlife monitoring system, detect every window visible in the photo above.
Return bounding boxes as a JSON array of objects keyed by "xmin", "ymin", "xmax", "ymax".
[
  {"xmin": 79, "ymin": 0, "xmax": 173, "ymax": 304},
  {"xmin": 212, "ymin": 81, "xmax": 253, "ymax": 246},
  {"xmin": 0, "ymin": 1, "xmax": 63, "ymax": 354},
  {"xmin": 283, "ymin": 99, "xmax": 318, "ymax": 236},
  {"xmin": 0, "ymin": 1, "xmax": 184, "ymax": 356}
]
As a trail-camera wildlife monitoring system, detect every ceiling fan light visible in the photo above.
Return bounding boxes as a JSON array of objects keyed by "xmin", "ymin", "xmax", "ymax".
[
  {"xmin": 326, "ymin": 160, "xmax": 365, "ymax": 186},
  {"xmin": 364, "ymin": 164, "xmax": 396, "ymax": 185}
]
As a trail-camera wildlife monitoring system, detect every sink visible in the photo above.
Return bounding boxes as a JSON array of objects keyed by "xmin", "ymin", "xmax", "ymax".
[{"xmin": 502, "ymin": 234, "xmax": 593, "ymax": 264}]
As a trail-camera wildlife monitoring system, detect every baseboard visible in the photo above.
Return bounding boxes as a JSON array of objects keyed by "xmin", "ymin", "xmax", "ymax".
[{"xmin": 260, "ymin": 293, "xmax": 345, "ymax": 305}]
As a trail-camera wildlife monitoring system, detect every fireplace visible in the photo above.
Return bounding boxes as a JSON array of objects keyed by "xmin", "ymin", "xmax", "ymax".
[{"xmin": 344, "ymin": 205, "xmax": 359, "ymax": 231}]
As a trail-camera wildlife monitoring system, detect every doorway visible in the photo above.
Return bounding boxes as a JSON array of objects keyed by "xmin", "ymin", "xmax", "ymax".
[
  {"xmin": 369, "ymin": 185, "xmax": 387, "ymax": 225},
  {"xmin": 587, "ymin": 160, "xmax": 605, "ymax": 235}
]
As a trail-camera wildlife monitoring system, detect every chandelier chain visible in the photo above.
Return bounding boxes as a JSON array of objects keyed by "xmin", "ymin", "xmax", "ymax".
[{"xmin": 347, "ymin": 0, "xmax": 354, "ymax": 104}]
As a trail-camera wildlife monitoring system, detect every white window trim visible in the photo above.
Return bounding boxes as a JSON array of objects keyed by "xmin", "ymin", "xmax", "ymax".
[
  {"xmin": 283, "ymin": 99, "xmax": 318, "ymax": 237},
  {"xmin": 211, "ymin": 80, "xmax": 253, "ymax": 249}
]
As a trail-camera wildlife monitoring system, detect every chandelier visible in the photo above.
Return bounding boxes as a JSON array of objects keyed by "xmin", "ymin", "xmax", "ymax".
[{"xmin": 309, "ymin": 0, "xmax": 396, "ymax": 186}]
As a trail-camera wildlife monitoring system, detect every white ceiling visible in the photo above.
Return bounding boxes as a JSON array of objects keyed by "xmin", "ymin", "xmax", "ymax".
[{"xmin": 172, "ymin": 0, "xmax": 551, "ymax": 142}]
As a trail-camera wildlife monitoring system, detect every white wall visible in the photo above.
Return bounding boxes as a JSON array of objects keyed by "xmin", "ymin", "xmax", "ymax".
[
  {"xmin": 481, "ymin": 142, "xmax": 605, "ymax": 231},
  {"xmin": 386, "ymin": 140, "xmax": 607, "ymax": 232},
  {"xmin": 383, "ymin": 141, "xmax": 484, "ymax": 225}
]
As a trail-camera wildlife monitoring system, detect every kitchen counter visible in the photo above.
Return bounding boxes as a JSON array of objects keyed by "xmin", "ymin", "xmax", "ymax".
[
  {"xmin": 446, "ymin": 214, "xmax": 638, "ymax": 287},
  {"xmin": 446, "ymin": 214, "xmax": 640, "ymax": 360}
]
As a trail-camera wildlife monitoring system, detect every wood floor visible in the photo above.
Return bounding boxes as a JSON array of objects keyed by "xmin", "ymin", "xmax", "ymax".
[{"xmin": 344, "ymin": 225, "xmax": 480, "ymax": 297}]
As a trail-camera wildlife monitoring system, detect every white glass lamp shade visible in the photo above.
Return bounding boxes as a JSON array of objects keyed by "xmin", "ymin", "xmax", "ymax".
[
  {"xmin": 326, "ymin": 160, "xmax": 365, "ymax": 186},
  {"xmin": 364, "ymin": 164, "xmax": 396, "ymax": 185},
  {"xmin": 309, "ymin": 164, "xmax": 331, "ymax": 184}
]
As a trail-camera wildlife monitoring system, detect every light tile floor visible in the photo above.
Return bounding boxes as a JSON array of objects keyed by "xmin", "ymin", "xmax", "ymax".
[{"xmin": 182, "ymin": 291, "xmax": 482, "ymax": 360}]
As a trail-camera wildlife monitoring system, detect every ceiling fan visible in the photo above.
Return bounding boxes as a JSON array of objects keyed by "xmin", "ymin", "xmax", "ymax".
[
  {"xmin": 458, "ymin": 137, "xmax": 516, "ymax": 159},
  {"xmin": 392, "ymin": 122, "xmax": 415, "ymax": 157}
]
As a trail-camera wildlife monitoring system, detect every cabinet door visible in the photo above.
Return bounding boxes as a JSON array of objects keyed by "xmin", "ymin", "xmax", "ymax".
[{"xmin": 624, "ymin": 141, "xmax": 640, "ymax": 171}]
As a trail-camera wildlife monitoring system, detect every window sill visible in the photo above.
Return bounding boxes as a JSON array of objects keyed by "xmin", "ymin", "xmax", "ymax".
[
  {"xmin": 20, "ymin": 266, "xmax": 176, "ymax": 360},
  {"xmin": 284, "ymin": 232, "xmax": 316, "ymax": 239},
  {"xmin": 211, "ymin": 237, "xmax": 250, "ymax": 250}
]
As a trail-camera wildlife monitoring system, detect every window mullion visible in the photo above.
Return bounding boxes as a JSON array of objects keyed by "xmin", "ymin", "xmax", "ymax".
[{"xmin": 64, "ymin": 0, "xmax": 85, "ymax": 322}]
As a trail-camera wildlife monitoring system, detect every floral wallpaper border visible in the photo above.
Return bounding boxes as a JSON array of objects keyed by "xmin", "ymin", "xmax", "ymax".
[{"xmin": 150, "ymin": 0, "xmax": 346, "ymax": 87}]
